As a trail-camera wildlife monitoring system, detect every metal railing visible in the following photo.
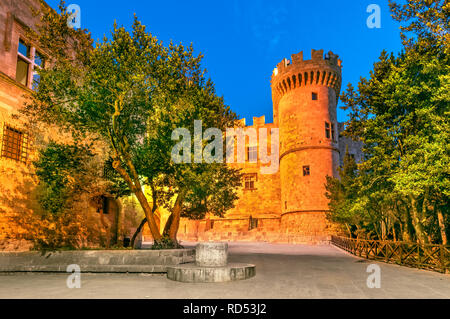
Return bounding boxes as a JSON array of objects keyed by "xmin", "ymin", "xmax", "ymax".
[{"xmin": 331, "ymin": 235, "xmax": 450, "ymax": 273}]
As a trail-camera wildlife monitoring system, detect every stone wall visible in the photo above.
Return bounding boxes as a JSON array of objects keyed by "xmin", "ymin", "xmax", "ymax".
[
  {"xmin": 0, "ymin": 0, "xmax": 40, "ymax": 250},
  {"xmin": 338, "ymin": 122, "xmax": 364, "ymax": 166},
  {"xmin": 225, "ymin": 116, "xmax": 281, "ymax": 220},
  {"xmin": 175, "ymin": 216, "xmax": 329, "ymax": 244}
]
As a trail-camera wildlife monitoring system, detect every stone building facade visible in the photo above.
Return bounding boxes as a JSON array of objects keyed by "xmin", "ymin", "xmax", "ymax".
[
  {"xmin": 173, "ymin": 49, "xmax": 362, "ymax": 244},
  {"xmin": 0, "ymin": 0, "xmax": 42, "ymax": 250},
  {"xmin": 0, "ymin": 0, "xmax": 127, "ymax": 250}
]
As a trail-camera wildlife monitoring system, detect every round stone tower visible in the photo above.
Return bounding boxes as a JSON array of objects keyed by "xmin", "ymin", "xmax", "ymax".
[{"xmin": 271, "ymin": 49, "xmax": 342, "ymax": 241}]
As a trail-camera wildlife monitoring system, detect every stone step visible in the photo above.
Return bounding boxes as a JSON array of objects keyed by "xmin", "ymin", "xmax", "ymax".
[{"xmin": 167, "ymin": 263, "xmax": 256, "ymax": 283}]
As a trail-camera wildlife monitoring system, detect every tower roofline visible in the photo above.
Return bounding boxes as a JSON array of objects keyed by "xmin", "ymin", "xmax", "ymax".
[
  {"xmin": 271, "ymin": 49, "xmax": 342, "ymax": 81},
  {"xmin": 270, "ymin": 49, "xmax": 343, "ymax": 108}
]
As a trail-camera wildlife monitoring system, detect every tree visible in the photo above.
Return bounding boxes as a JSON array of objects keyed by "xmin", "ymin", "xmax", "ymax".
[
  {"xmin": 331, "ymin": 0, "xmax": 449, "ymax": 244},
  {"xmin": 325, "ymin": 148, "xmax": 361, "ymax": 238},
  {"xmin": 11, "ymin": 141, "xmax": 109, "ymax": 250},
  {"xmin": 24, "ymin": 2, "xmax": 242, "ymax": 248}
]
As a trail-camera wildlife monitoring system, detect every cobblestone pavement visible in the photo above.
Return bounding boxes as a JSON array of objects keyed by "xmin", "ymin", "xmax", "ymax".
[{"xmin": 0, "ymin": 242, "xmax": 449, "ymax": 299}]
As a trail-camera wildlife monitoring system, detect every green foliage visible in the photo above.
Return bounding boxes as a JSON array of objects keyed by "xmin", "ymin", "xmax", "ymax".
[
  {"xmin": 13, "ymin": 141, "xmax": 107, "ymax": 250},
  {"xmin": 326, "ymin": 0, "xmax": 449, "ymax": 243},
  {"xmin": 34, "ymin": 142, "xmax": 94, "ymax": 215},
  {"xmin": 24, "ymin": 1, "xmax": 242, "ymax": 246},
  {"xmin": 325, "ymin": 148, "xmax": 361, "ymax": 233}
]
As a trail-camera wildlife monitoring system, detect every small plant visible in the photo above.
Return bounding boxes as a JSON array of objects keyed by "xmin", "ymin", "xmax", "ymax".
[{"xmin": 151, "ymin": 236, "xmax": 184, "ymax": 250}]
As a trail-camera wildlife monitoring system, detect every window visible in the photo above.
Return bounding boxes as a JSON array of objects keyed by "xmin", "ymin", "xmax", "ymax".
[
  {"xmin": 248, "ymin": 216, "xmax": 259, "ymax": 230},
  {"xmin": 303, "ymin": 165, "xmax": 310, "ymax": 176},
  {"xmin": 32, "ymin": 51, "xmax": 45, "ymax": 90},
  {"xmin": 312, "ymin": 92, "xmax": 318, "ymax": 100},
  {"xmin": 16, "ymin": 39, "xmax": 45, "ymax": 89},
  {"xmin": 16, "ymin": 58, "xmax": 29, "ymax": 86},
  {"xmin": 246, "ymin": 145, "xmax": 257, "ymax": 162},
  {"xmin": 244, "ymin": 173, "xmax": 257, "ymax": 190},
  {"xmin": 331, "ymin": 123, "xmax": 336, "ymax": 141},
  {"xmin": 1, "ymin": 125, "xmax": 29, "ymax": 162},
  {"xmin": 325, "ymin": 122, "xmax": 331, "ymax": 139},
  {"xmin": 18, "ymin": 39, "xmax": 30, "ymax": 57}
]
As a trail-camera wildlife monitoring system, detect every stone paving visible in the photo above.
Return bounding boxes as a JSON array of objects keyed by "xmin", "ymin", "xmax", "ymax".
[{"xmin": 0, "ymin": 242, "xmax": 449, "ymax": 299}]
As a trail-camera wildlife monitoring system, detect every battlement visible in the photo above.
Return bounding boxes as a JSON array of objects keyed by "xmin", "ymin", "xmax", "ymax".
[
  {"xmin": 271, "ymin": 49, "xmax": 343, "ymax": 104},
  {"xmin": 272, "ymin": 49, "xmax": 342, "ymax": 78},
  {"xmin": 252, "ymin": 115, "xmax": 265, "ymax": 126}
]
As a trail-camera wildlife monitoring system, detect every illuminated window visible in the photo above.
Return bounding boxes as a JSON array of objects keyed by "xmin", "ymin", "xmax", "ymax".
[
  {"xmin": 1, "ymin": 125, "xmax": 29, "ymax": 163},
  {"xmin": 244, "ymin": 173, "xmax": 257, "ymax": 190},
  {"xmin": 303, "ymin": 165, "xmax": 310, "ymax": 176}
]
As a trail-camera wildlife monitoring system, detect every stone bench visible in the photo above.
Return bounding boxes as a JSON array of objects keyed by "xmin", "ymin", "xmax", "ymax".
[{"xmin": 0, "ymin": 249, "xmax": 195, "ymax": 273}]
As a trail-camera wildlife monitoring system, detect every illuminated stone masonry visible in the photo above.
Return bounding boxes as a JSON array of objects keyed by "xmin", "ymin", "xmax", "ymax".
[{"xmin": 172, "ymin": 49, "xmax": 363, "ymax": 245}]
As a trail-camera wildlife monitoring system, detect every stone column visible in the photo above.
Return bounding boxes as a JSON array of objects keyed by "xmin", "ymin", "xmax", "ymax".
[{"xmin": 195, "ymin": 242, "xmax": 228, "ymax": 267}]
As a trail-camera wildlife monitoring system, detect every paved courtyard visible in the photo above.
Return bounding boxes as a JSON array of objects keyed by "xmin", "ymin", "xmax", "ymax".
[{"xmin": 0, "ymin": 242, "xmax": 448, "ymax": 299}]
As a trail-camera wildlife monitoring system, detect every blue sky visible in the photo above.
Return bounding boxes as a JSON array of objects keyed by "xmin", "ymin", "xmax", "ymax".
[{"xmin": 47, "ymin": 0, "xmax": 403, "ymax": 124}]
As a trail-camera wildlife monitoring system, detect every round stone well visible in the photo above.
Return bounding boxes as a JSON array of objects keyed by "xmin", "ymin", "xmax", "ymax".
[{"xmin": 166, "ymin": 242, "xmax": 255, "ymax": 283}]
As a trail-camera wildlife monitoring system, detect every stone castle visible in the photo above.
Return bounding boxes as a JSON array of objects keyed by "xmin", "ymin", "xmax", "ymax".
[
  {"xmin": 171, "ymin": 49, "xmax": 363, "ymax": 244},
  {"xmin": 0, "ymin": 0, "xmax": 362, "ymax": 249}
]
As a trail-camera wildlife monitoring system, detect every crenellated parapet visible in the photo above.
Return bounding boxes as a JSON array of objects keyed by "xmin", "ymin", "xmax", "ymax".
[{"xmin": 271, "ymin": 49, "xmax": 343, "ymax": 104}]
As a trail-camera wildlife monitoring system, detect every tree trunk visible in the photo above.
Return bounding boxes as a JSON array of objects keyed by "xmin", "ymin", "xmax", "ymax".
[
  {"xmin": 381, "ymin": 219, "xmax": 387, "ymax": 240},
  {"xmin": 345, "ymin": 224, "xmax": 352, "ymax": 238},
  {"xmin": 131, "ymin": 217, "xmax": 147, "ymax": 248},
  {"xmin": 168, "ymin": 193, "xmax": 183, "ymax": 243},
  {"xmin": 163, "ymin": 213, "xmax": 173, "ymax": 237},
  {"xmin": 109, "ymin": 104, "xmax": 161, "ymax": 243},
  {"xmin": 409, "ymin": 195, "xmax": 428, "ymax": 245},
  {"xmin": 132, "ymin": 187, "xmax": 162, "ymax": 242},
  {"xmin": 402, "ymin": 204, "xmax": 414, "ymax": 242},
  {"xmin": 373, "ymin": 222, "xmax": 381, "ymax": 240},
  {"xmin": 436, "ymin": 208, "xmax": 448, "ymax": 245},
  {"xmin": 112, "ymin": 159, "xmax": 162, "ymax": 242}
]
